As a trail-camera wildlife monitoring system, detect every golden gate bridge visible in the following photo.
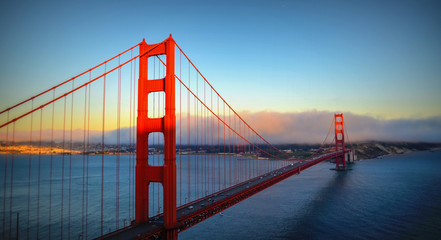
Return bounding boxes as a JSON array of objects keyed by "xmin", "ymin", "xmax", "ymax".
[{"xmin": 0, "ymin": 35, "xmax": 353, "ymax": 239}]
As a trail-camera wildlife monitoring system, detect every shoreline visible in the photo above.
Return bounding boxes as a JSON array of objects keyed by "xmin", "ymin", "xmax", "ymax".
[
  {"xmin": 352, "ymin": 142, "xmax": 441, "ymax": 160},
  {"xmin": 1, "ymin": 142, "xmax": 440, "ymax": 158}
]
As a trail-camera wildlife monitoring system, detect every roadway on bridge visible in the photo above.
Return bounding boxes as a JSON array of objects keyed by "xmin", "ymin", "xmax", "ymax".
[{"xmin": 101, "ymin": 152, "xmax": 338, "ymax": 240}]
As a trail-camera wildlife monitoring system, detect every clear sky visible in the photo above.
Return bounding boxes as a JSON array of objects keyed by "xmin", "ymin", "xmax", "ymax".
[{"xmin": 1, "ymin": 0, "xmax": 441, "ymax": 141}]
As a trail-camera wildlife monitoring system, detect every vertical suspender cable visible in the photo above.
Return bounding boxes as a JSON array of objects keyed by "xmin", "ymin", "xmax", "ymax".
[
  {"xmin": 238, "ymin": 121, "xmax": 241, "ymax": 181},
  {"xmin": 187, "ymin": 61, "xmax": 190, "ymax": 203},
  {"xmin": 251, "ymin": 129, "xmax": 254, "ymax": 178},
  {"xmin": 157, "ymin": 57, "xmax": 160, "ymax": 213},
  {"xmin": 37, "ymin": 109, "xmax": 42, "ymax": 239},
  {"xmin": 133, "ymin": 58, "xmax": 137, "ymax": 218},
  {"xmin": 2, "ymin": 112, "xmax": 8, "ymax": 240},
  {"xmin": 82, "ymin": 85, "xmax": 87, "ymax": 236},
  {"xmin": 61, "ymin": 96, "xmax": 66, "ymax": 238},
  {"xmin": 9, "ymin": 123, "xmax": 16, "ymax": 239},
  {"xmin": 202, "ymin": 79, "xmax": 205, "ymax": 196},
  {"xmin": 101, "ymin": 63, "xmax": 106, "ymax": 237},
  {"xmin": 204, "ymin": 80, "xmax": 207, "ymax": 196},
  {"xmin": 85, "ymin": 73, "xmax": 91, "ymax": 240},
  {"xmin": 211, "ymin": 88, "xmax": 214, "ymax": 193},
  {"xmin": 179, "ymin": 50, "xmax": 182, "ymax": 206},
  {"xmin": 129, "ymin": 51, "xmax": 133, "ymax": 220},
  {"xmin": 231, "ymin": 111, "xmax": 233, "ymax": 182},
  {"xmin": 27, "ymin": 100, "xmax": 34, "ymax": 240},
  {"xmin": 116, "ymin": 56, "xmax": 121, "ymax": 229},
  {"xmin": 223, "ymin": 103, "xmax": 226, "ymax": 188},
  {"xmin": 217, "ymin": 96, "xmax": 220, "ymax": 191},
  {"xmin": 196, "ymin": 74, "xmax": 199, "ymax": 199},
  {"xmin": 68, "ymin": 80, "xmax": 74, "ymax": 240},
  {"xmin": 49, "ymin": 90, "xmax": 55, "ymax": 240},
  {"xmin": 248, "ymin": 129, "xmax": 256, "ymax": 178},
  {"xmin": 230, "ymin": 109, "xmax": 232, "ymax": 186},
  {"xmin": 152, "ymin": 57, "xmax": 156, "ymax": 215},
  {"xmin": 238, "ymin": 119, "xmax": 241, "ymax": 182},
  {"xmin": 249, "ymin": 128, "xmax": 251, "ymax": 179}
]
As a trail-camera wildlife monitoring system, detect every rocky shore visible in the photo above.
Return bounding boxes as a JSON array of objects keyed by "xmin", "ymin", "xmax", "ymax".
[{"xmin": 350, "ymin": 142, "xmax": 441, "ymax": 160}]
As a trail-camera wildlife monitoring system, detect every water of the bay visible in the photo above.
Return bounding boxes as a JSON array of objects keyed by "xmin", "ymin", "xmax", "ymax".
[
  {"xmin": 1, "ymin": 149, "xmax": 440, "ymax": 239},
  {"xmin": 180, "ymin": 149, "xmax": 441, "ymax": 240},
  {"xmin": 0, "ymin": 152, "xmax": 279, "ymax": 239}
]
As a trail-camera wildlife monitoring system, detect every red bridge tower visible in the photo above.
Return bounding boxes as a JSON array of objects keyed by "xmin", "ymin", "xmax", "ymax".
[
  {"xmin": 334, "ymin": 113, "xmax": 346, "ymax": 170},
  {"xmin": 136, "ymin": 35, "xmax": 177, "ymax": 239}
]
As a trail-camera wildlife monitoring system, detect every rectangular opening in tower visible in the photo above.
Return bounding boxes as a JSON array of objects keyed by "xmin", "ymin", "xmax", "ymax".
[
  {"xmin": 148, "ymin": 182, "xmax": 164, "ymax": 218},
  {"xmin": 148, "ymin": 56, "xmax": 167, "ymax": 80},
  {"xmin": 148, "ymin": 132, "xmax": 165, "ymax": 166},
  {"xmin": 148, "ymin": 92, "xmax": 165, "ymax": 119},
  {"xmin": 336, "ymin": 132, "xmax": 343, "ymax": 140}
]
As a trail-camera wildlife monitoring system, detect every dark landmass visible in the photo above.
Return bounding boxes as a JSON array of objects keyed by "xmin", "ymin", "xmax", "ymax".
[
  {"xmin": 275, "ymin": 142, "xmax": 441, "ymax": 160},
  {"xmin": 1, "ymin": 141, "xmax": 440, "ymax": 160},
  {"xmin": 348, "ymin": 142, "xmax": 441, "ymax": 160}
]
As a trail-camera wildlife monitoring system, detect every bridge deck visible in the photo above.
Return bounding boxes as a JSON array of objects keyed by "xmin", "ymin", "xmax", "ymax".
[{"xmin": 100, "ymin": 152, "xmax": 341, "ymax": 240}]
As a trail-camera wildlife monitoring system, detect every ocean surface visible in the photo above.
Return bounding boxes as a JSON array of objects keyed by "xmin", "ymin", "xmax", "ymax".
[
  {"xmin": 0, "ymin": 152, "xmax": 279, "ymax": 239},
  {"xmin": 180, "ymin": 149, "xmax": 441, "ymax": 240},
  {"xmin": 1, "ymin": 149, "xmax": 441, "ymax": 239}
]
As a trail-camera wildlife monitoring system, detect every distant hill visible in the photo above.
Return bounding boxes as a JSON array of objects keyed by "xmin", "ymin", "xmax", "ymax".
[
  {"xmin": 350, "ymin": 142, "xmax": 441, "ymax": 160},
  {"xmin": 273, "ymin": 142, "xmax": 441, "ymax": 160}
]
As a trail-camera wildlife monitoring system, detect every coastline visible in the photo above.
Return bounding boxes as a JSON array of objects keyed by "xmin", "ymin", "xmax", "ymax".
[
  {"xmin": 351, "ymin": 142, "xmax": 441, "ymax": 160},
  {"xmin": 1, "ymin": 141, "xmax": 440, "ymax": 159}
]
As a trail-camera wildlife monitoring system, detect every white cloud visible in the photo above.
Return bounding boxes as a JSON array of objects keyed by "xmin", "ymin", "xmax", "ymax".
[
  {"xmin": 3, "ymin": 111, "xmax": 441, "ymax": 144},
  {"xmin": 239, "ymin": 110, "xmax": 441, "ymax": 144}
]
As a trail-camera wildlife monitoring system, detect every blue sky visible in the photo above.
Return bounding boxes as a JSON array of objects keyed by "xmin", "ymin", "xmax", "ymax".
[{"xmin": 1, "ymin": 0, "xmax": 440, "ymax": 121}]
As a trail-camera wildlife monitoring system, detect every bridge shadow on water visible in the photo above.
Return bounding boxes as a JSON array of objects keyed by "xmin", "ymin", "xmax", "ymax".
[{"xmin": 283, "ymin": 170, "xmax": 351, "ymax": 240}]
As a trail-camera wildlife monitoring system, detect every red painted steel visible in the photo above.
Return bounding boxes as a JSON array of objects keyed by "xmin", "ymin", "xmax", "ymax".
[
  {"xmin": 164, "ymin": 35, "xmax": 177, "ymax": 239},
  {"xmin": 135, "ymin": 35, "xmax": 177, "ymax": 239},
  {"xmin": 334, "ymin": 113, "xmax": 346, "ymax": 170}
]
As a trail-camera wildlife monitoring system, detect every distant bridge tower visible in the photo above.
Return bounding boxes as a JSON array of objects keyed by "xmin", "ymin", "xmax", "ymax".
[
  {"xmin": 334, "ymin": 113, "xmax": 346, "ymax": 170},
  {"xmin": 136, "ymin": 35, "xmax": 177, "ymax": 239}
]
